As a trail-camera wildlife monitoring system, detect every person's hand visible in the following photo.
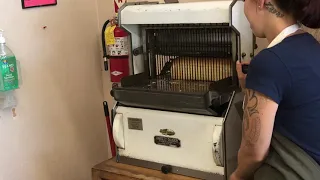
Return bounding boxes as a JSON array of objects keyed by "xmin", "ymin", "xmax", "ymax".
[
  {"xmin": 236, "ymin": 60, "xmax": 250, "ymax": 90},
  {"xmin": 230, "ymin": 172, "xmax": 245, "ymax": 180}
]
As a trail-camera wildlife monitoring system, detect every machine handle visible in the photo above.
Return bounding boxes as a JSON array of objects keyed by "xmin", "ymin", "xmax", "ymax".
[
  {"xmin": 242, "ymin": 64, "xmax": 249, "ymax": 74},
  {"xmin": 212, "ymin": 125, "xmax": 223, "ymax": 167}
]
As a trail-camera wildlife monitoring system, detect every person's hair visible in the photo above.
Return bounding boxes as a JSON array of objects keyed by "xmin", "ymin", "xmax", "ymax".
[{"xmin": 273, "ymin": 0, "xmax": 320, "ymax": 29}]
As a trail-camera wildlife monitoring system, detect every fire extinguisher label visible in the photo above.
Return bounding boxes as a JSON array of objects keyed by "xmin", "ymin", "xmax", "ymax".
[
  {"xmin": 108, "ymin": 37, "xmax": 129, "ymax": 56},
  {"xmin": 105, "ymin": 26, "xmax": 117, "ymax": 45},
  {"xmin": 111, "ymin": 71, "xmax": 123, "ymax": 76}
]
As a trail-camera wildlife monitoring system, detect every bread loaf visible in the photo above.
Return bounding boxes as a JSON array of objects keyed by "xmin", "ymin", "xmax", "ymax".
[{"xmin": 170, "ymin": 57, "xmax": 233, "ymax": 81}]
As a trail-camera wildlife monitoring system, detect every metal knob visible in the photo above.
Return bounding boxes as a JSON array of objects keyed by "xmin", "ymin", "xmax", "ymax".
[
  {"xmin": 161, "ymin": 165, "xmax": 172, "ymax": 174},
  {"xmin": 110, "ymin": 90, "xmax": 114, "ymax": 97},
  {"xmin": 133, "ymin": 46, "xmax": 143, "ymax": 56}
]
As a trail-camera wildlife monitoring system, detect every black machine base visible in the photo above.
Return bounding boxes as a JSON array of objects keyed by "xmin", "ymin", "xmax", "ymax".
[{"xmin": 117, "ymin": 156, "xmax": 224, "ymax": 180}]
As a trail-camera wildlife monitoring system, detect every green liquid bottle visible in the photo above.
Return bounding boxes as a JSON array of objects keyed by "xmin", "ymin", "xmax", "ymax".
[{"xmin": 0, "ymin": 30, "xmax": 19, "ymax": 91}]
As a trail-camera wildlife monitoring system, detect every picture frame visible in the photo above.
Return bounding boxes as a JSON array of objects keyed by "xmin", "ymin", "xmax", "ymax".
[{"xmin": 22, "ymin": 0, "xmax": 57, "ymax": 9}]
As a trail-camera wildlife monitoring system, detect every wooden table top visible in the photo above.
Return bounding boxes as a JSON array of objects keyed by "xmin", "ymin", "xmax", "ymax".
[{"xmin": 92, "ymin": 158, "xmax": 199, "ymax": 180}]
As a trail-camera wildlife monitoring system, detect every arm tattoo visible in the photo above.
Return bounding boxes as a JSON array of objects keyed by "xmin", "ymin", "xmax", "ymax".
[
  {"xmin": 242, "ymin": 89, "xmax": 261, "ymax": 147},
  {"xmin": 247, "ymin": 90, "xmax": 259, "ymax": 116},
  {"xmin": 265, "ymin": 2, "xmax": 284, "ymax": 18}
]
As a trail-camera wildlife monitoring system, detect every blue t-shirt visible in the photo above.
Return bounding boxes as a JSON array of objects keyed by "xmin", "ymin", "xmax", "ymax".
[{"xmin": 246, "ymin": 33, "xmax": 320, "ymax": 164}]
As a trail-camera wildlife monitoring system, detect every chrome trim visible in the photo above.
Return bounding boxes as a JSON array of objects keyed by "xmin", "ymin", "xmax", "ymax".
[{"xmin": 222, "ymin": 91, "xmax": 244, "ymax": 179}]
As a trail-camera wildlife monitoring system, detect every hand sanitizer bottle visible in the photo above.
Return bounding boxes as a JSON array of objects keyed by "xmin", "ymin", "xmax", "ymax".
[{"xmin": 0, "ymin": 29, "xmax": 19, "ymax": 91}]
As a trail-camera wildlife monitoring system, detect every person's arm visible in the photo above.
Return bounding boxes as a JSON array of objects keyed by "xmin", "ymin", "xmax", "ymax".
[
  {"xmin": 232, "ymin": 49, "xmax": 291, "ymax": 180},
  {"xmin": 232, "ymin": 89, "xmax": 278, "ymax": 179}
]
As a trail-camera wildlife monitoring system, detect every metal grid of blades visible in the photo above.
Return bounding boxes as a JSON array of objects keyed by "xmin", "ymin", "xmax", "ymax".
[{"xmin": 145, "ymin": 24, "xmax": 234, "ymax": 83}]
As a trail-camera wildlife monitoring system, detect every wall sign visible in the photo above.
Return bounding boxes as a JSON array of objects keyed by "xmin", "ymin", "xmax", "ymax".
[{"xmin": 22, "ymin": 0, "xmax": 57, "ymax": 9}]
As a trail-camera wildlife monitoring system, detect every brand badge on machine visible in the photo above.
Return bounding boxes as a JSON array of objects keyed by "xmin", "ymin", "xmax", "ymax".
[
  {"xmin": 160, "ymin": 129, "xmax": 175, "ymax": 136},
  {"xmin": 154, "ymin": 136, "xmax": 181, "ymax": 148}
]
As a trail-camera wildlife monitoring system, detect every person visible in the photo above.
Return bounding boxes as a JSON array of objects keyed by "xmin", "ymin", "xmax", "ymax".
[{"xmin": 230, "ymin": 0, "xmax": 320, "ymax": 180}]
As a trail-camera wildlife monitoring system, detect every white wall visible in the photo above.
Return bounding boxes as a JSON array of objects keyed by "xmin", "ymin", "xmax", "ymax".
[
  {"xmin": 0, "ymin": 0, "xmax": 109, "ymax": 180},
  {"xmin": 96, "ymin": 0, "xmax": 116, "ymax": 110}
]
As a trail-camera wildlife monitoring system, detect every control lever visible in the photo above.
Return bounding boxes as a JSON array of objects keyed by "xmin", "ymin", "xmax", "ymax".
[{"xmin": 242, "ymin": 64, "xmax": 249, "ymax": 74}]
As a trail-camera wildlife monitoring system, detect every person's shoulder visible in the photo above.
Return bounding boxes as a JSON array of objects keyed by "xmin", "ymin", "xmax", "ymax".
[
  {"xmin": 246, "ymin": 49, "xmax": 291, "ymax": 104},
  {"xmin": 248, "ymin": 49, "xmax": 290, "ymax": 82},
  {"xmin": 283, "ymin": 32, "xmax": 320, "ymax": 44},
  {"xmin": 270, "ymin": 33, "xmax": 320, "ymax": 57},
  {"xmin": 250, "ymin": 49, "xmax": 284, "ymax": 69},
  {"xmin": 266, "ymin": 33, "xmax": 320, "ymax": 67}
]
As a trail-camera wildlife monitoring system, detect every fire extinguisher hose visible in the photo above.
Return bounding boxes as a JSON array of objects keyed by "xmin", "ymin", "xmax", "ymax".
[
  {"xmin": 101, "ymin": 20, "xmax": 110, "ymax": 71},
  {"xmin": 103, "ymin": 101, "xmax": 116, "ymax": 157}
]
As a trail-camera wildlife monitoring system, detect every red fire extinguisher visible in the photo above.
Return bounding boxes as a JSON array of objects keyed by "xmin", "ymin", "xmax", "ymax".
[{"xmin": 101, "ymin": 16, "xmax": 130, "ymax": 83}]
